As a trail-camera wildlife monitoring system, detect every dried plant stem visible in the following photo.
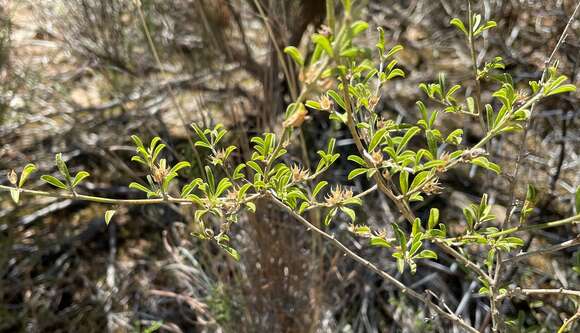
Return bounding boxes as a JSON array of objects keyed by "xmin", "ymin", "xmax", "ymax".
[
  {"xmin": 134, "ymin": 1, "xmax": 204, "ymax": 176},
  {"xmin": 498, "ymin": 288, "xmax": 580, "ymax": 301},
  {"xmin": 502, "ymin": 237, "xmax": 580, "ymax": 264},
  {"xmin": 268, "ymin": 194, "xmax": 479, "ymax": 333}
]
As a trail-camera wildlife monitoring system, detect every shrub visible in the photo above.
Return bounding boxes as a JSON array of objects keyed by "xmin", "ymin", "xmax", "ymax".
[{"xmin": 3, "ymin": 1, "xmax": 579, "ymax": 332}]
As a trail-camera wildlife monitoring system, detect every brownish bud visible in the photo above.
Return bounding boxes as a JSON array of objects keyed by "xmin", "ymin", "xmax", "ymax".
[
  {"xmin": 283, "ymin": 103, "xmax": 309, "ymax": 128},
  {"xmin": 8, "ymin": 169, "xmax": 17, "ymax": 185}
]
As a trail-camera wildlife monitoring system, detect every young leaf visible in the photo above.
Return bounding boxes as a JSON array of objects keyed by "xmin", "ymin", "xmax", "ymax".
[
  {"xmin": 284, "ymin": 46, "xmax": 304, "ymax": 66},
  {"xmin": 72, "ymin": 171, "xmax": 90, "ymax": 188},
  {"xmin": 340, "ymin": 206, "xmax": 356, "ymax": 222},
  {"xmin": 450, "ymin": 18, "xmax": 467, "ymax": 35},
  {"xmin": 311, "ymin": 34, "xmax": 333, "ymax": 57},
  {"xmin": 416, "ymin": 250, "xmax": 437, "ymax": 260},
  {"xmin": 19, "ymin": 163, "xmax": 37, "ymax": 188},
  {"xmin": 220, "ymin": 244, "xmax": 240, "ymax": 261},
  {"xmin": 428, "ymin": 208, "xmax": 439, "ymax": 230},
  {"xmin": 55, "ymin": 153, "xmax": 70, "ymax": 180},
  {"xmin": 129, "ymin": 182, "xmax": 152, "ymax": 194},
  {"xmin": 348, "ymin": 168, "xmax": 368, "ymax": 180},
  {"xmin": 10, "ymin": 188, "xmax": 19, "ymax": 204},
  {"xmin": 41, "ymin": 175, "xmax": 68, "ymax": 190},
  {"xmin": 105, "ymin": 210, "xmax": 116, "ymax": 225},
  {"xmin": 370, "ymin": 237, "xmax": 391, "ymax": 248},
  {"xmin": 350, "ymin": 20, "xmax": 369, "ymax": 36},
  {"xmin": 312, "ymin": 181, "xmax": 328, "ymax": 198}
]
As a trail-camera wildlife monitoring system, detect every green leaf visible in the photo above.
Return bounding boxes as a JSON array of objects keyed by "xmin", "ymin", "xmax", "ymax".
[
  {"xmin": 416, "ymin": 250, "xmax": 437, "ymax": 260},
  {"xmin": 327, "ymin": 90, "xmax": 347, "ymax": 110},
  {"xmin": 215, "ymin": 178, "xmax": 232, "ymax": 197},
  {"xmin": 471, "ymin": 157, "xmax": 501, "ymax": 174},
  {"xmin": 55, "ymin": 153, "xmax": 70, "ymax": 180},
  {"xmin": 324, "ymin": 207, "xmax": 338, "ymax": 225},
  {"xmin": 220, "ymin": 244, "xmax": 240, "ymax": 261},
  {"xmin": 311, "ymin": 34, "xmax": 333, "ymax": 57},
  {"xmin": 399, "ymin": 171, "xmax": 409, "ymax": 194},
  {"xmin": 340, "ymin": 206, "xmax": 356, "ymax": 222},
  {"xmin": 305, "ymin": 100, "xmax": 323, "ymax": 110},
  {"xmin": 370, "ymin": 236, "xmax": 391, "ymax": 248},
  {"xmin": 348, "ymin": 155, "xmax": 366, "ymax": 166},
  {"xmin": 350, "ymin": 20, "xmax": 369, "ymax": 36},
  {"xmin": 450, "ymin": 18, "xmax": 467, "ymax": 35},
  {"xmin": 131, "ymin": 135, "xmax": 145, "ymax": 150},
  {"xmin": 10, "ymin": 188, "xmax": 19, "ymax": 204},
  {"xmin": 19, "ymin": 163, "xmax": 37, "ymax": 188},
  {"xmin": 348, "ymin": 168, "xmax": 368, "ymax": 180},
  {"xmin": 392, "ymin": 223, "xmax": 407, "ymax": 252},
  {"xmin": 386, "ymin": 68, "xmax": 405, "ymax": 80},
  {"xmin": 385, "ymin": 45, "xmax": 403, "ymax": 59},
  {"xmin": 312, "ymin": 181, "xmax": 328, "ymax": 198},
  {"xmin": 369, "ymin": 127, "xmax": 388, "ymax": 152},
  {"xmin": 284, "ymin": 46, "xmax": 304, "ymax": 66},
  {"xmin": 41, "ymin": 175, "xmax": 68, "ymax": 189},
  {"xmin": 428, "ymin": 208, "xmax": 439, "ymax": 230},
  {"xmin": 72, "ymin": 171, "xmax": 90, "ymax": 187},
  {"xmin": 397, "ymin": 127, "xmax": 420, "ymax": 154},
  {"xmin": 546, "ymin": 83, "xmax": 576, "ymax": 96},
  {"xmin": 169, "ymin": 161, "xmax": 191, "ymax": 174},
  {"xmin": 396, "ymin": 258, "xmax": 405, "ymax": 273},
  {"xmin": 129, "ymin": 182, "xmax": 152, "ymax": 194},
  {"xmin": 105, "ymin": 210, "xmax": 116, "ymax": 225},
  {"xmin": 245, "ymin": 202, "xmax": 256, "ymax": 213}
]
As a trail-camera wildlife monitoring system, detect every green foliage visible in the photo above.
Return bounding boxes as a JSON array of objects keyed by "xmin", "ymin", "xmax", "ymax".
[{"xmin": 3, "ymin": 2, "xmax": 579, "ymax": 330}]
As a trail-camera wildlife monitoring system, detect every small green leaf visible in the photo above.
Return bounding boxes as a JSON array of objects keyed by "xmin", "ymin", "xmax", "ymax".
[
  {"xmin": 41, "ymin": 175, "xmax": 68, "ymax": 189},
  {"xmin": 348, "ymin": 168, "xmax": 368, "ymax": 180},
  {"xmin": 284, "ymin": 46, "xmax": 304, "ymax": 66},
  {"xmin": 546, "ymin": 83, "xmax": 576, "ymax": 96},
  {"xmin": 416, "ymin": 250, "xmax": 437, "ymax": 259},
  {"xmin": 399, "ymin": 171, "xmax": 409, "ymax": 194},
  {"xmin": 72, "ymin": 171, "xmax": 90, "ymax": 187},
  {"xmin": 170, "ymin": 161, "xmax": 191, "ymax": 175},
  {"xmin": 245, "ymin": 202, "xmax": 256, "ymax": 213},
  {"xmin": 369, "ymin": 127, "xmax": 388, "ymax": 152},
  {"xmin": 55, "ymin": 153, "xmax": 70, "ymax": 180},
  {"xmin": 10, "ymin": 188, "xmax": 20, "ymax": 204},
  {"xmin": 340, "ymin": 207, "xmax": 356, "ymax": 222},
  {"xmin": 397, "ymin": 127, "xmax": 420, "ymax": 154},
  {"xmin": 129, "ymin": 182, "xmax": 152, "ymax": 194},
  {"xmin": 350, "ymin": 20, "xmax": 369, "ymax": 36},
  {"xmin": 105, "ymin": 210, "xmax": 116, "ymax": 225},
  {"xmin": 324, "ymin": 207, "xmax": 338, "ymax": 225},
  {"xmin": 370, "ymin": 236, "xmax": 391, "ymax": 248},
  {"xmin": 450, "ymin": 18, "xmax": 467, "ymax": 35},
  {"xmin": 312, "ymin": 181, "xmax": 328, "ymax": 198},
  {"xmin": 311, "ymin": 34, "xmax": 333, "ymax": 57},
  {"xmin": 428, "ymin": 208, "xmax": 439, "ymax": 230},
  {"xmin": 19, "ymin": 163, "xmax": 37, "ymax": 188},
  {"xmin": 220, "ymin": 244, "xmax": 240, "ymax": 261}
]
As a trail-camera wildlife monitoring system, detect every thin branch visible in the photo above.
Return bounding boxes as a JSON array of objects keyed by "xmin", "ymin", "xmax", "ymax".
[
  {"xmin": 502, "ymin": 237, "xmax": 580, "ymax": 264},
  {"xmin": 498, "ymin": 287, "xmax": 580, "ymax": 301},
  {"xmin": 503, "ymin": 0, "xmax": 580, "ymax": 227},
  {"xmin": 268, "ymin": 193, "xmax": 479, "ymax": 333},
  {"xmin": 0, "ymin": 184, "xmax": 260, "ymax": 206}
]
